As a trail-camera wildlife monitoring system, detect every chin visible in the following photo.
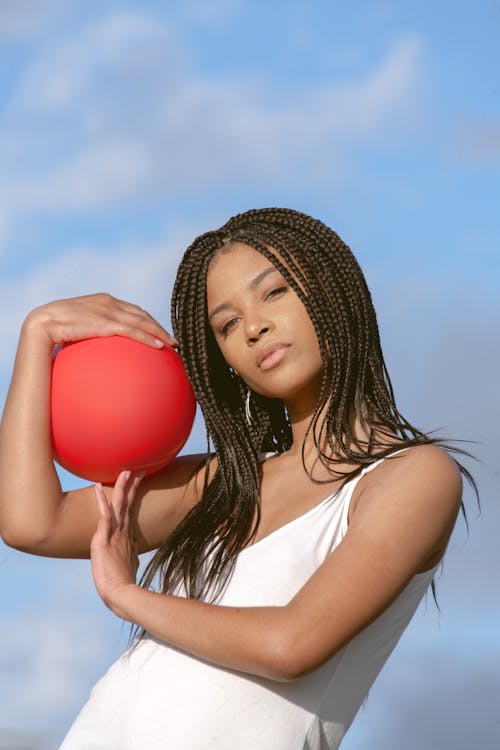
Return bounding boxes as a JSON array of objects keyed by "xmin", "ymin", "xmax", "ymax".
[{"xmin": 256, "ymin": 378, "xmax": 322, "ymax": 405}]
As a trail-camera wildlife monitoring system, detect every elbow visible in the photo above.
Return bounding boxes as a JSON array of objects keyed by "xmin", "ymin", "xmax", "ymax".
[
  {"xmin": 0, "ymin": 525, "xmax": 27, "ymax": 551},
  {"xmin": 0, "ymin": 515, "xmax": 20, "ymax": 548},
  {"xmin": 273, "ymin": 661, "xmax": 304, "ymax": 683},
  {"xmin": 269, "ymin": 646, "xmax": 312, "ymax": 683},
  {"xmin": 267, "ymin": 633, "xmax": 321, "ymax": 683},
  {"xmin": 268, "ymin": 622, "xmax": 339, "ymax": 682},
  {"xmin": 0, "ymin": 518, "xmax": 50, "ymax": 553}
]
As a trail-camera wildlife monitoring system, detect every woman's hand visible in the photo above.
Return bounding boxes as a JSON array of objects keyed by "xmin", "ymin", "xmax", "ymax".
[
  {"xmin": 23, "ymin": 292, "xmax": 178, "ymax": 350},
  {"xmin": 90, "ymin": 470, "xmax": 145, "ymax": 617}
]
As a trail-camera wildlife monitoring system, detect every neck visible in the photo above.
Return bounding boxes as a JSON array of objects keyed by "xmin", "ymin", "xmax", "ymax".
[
  {"xmin": 285, "ymin": 398, "xmax": 340, "ymax": 463},
  {"xmin": 283, "ymin": 397, "xmax": 381, "ymax": 466}
]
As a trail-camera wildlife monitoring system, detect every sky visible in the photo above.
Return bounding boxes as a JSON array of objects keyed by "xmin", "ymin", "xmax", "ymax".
[{"xmin": 0, "ymin": 0, "xmax": 498, "ymax": 747}]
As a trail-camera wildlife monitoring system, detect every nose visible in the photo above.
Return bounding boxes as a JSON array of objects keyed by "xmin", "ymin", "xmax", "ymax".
[
  {"xmin": 245, "ymin": 313, "xmax": 273, "ymax": 343},
  {"xmin": 247, "ymin": 325, "xmax": 269, "ymax": 343}
]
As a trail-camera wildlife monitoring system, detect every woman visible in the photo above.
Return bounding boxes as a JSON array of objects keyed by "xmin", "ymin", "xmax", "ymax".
[{"xmin": 0, "ymin": 208, "xmax": 473, "ymax": 749}]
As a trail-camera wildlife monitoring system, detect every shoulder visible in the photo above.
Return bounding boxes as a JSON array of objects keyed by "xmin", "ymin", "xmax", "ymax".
[
  {"xmin": 349, "ymin": 445, "xmax": 463, "ymax": 571},
  {"xmin": 369, "ymin": 444, "xmax": 462, "ymax": 493},
  {"xmin": 173, "ymin": 452, "xmax": 219, "ymax": 502},
  {"xmin": 144, "ymin": 451, "xmax": 219, "ymax": 512},
  {"xmin": 283, "ymin": 446, "xmax": 463, "ymax": 673},
  {"xmin": 358, "ymin": 444, "xmax": 463, "ymax": 511},
  {"xmin": 135, "ymin": 452, "xmax": 220, "ymax": 552}
]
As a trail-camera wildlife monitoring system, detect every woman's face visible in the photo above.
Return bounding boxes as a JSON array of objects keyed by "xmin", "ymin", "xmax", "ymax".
[{"xmin": 206, "ymin": 242, "xmax": 324, "ymax": 412}]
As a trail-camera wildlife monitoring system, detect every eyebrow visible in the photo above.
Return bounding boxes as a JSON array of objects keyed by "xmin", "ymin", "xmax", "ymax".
[{"xmin": 208, "ymin": 266, "xmax": 279, "ymax": 323}]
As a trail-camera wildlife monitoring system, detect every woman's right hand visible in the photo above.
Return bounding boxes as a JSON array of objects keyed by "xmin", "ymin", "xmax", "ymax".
[{"xmin": 23, "ymin": 293, "xmax": 178, "ymax": 350}]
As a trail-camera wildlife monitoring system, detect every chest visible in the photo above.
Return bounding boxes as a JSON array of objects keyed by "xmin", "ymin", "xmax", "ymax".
[{"xmin": 251, "ymin": 458, "xmax": 354, "ymax": 546}]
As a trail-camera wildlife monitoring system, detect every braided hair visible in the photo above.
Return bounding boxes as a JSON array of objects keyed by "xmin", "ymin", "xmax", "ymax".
[{"xmin": 137, "ymin": 208, "xmax": 476, "ymax": 607}]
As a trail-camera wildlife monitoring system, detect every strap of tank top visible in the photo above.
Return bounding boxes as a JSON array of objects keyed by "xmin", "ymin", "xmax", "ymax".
[
  {"xmin": 259, "ymin": 447, "xmax": 411, "ymax": 471},
  {"xmin": 359, "ymin": 447, "xmax": 411, "ymax": 477}
]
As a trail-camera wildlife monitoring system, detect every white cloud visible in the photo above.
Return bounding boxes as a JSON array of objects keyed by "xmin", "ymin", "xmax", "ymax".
[
  {"xmin": 296, "ymin": 36, "xmax": 424, "ymax": 139},
  {"xmin": 178, "ymin": 0, "xmax": 243, "ymax": 24},
  {"xmin": 0, "ymin": 13, "xmax": 425, "ymax": 215},
  {"xmin": 6, "ymin": 140, "xmax": 155, "ymax": 212},
  {"xmin": 6, "ymin": 10, "xmax": 181, "ymax": 117},
  {"xmin": 0, "ymin": 0, "xmax": 71, "ymax": 40},
  {"xmin": 0, "ymin": 224, "xmax": 199, "ymax": 374},
  {"xmin": 0, "ymin": 555, "xmax": 120, "ymax": 735}
]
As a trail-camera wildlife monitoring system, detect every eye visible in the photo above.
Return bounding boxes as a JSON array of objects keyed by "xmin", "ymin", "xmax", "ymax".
[
  {"xmin": 265, "ymin": 285, "xmax": 288, "ymax": 300},
  {"xmin": 218, "ymin": 317, "xmax": 238, "ymax": 337},
  {"xmin": 216, "ymin": 286, "xmax": 288, "ymax": 337}
]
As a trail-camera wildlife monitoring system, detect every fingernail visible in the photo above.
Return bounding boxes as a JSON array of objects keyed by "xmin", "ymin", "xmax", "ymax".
[{"xmin": 153, "ymin": 338, "xmax": 165, "ymax": 348}]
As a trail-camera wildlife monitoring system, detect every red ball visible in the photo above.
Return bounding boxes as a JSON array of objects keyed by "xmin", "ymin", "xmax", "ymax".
[{"xmin": 50, "ymin": 336, "xmax": 196, "ymax": 484}]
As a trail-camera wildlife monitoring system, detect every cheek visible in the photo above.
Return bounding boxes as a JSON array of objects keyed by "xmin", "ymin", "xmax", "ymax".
[{"xmin": 299, "ymin": 310, "xmax": 322, "ymax": 354}]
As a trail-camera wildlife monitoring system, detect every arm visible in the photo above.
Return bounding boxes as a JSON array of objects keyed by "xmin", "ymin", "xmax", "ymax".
[
  {"xmin": 0, "ymin": 293, "xmax": 208, "ymax": 558},
  {"xmin": 93, "ymin": 445, "xmax": 462, "ymax": 681}
]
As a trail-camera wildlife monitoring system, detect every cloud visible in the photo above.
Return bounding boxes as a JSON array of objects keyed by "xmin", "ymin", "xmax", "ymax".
[
  {"xmin": 0, "ymin": 223, "xmax": 198, "ymax": 374},
  {"xmin": 0, "ymin": 216, "xmax": 214, "ymax": 460},
  {"xmin": 0, "ymin": 0, "xmax": 72, "ymax": 41},
  {"xmin": 5, "ymin": 10, "xmax": 182, "ymax": 117},
  {"xmin": 178, "ymin": 0, "xmax": 243, "ymax": 24},
  {"xmin": 412, "ymin": 298, "xmax": 500, "ymax": 619},
  {"xmin": 0, "ymin": 545, "xmax": 196, "ymax": 746},
  {"xmin": 0, "ymin": 6, "xmax": 496, "ymax": 748},
  {"xmin": 0, "ymin": 12, "xmax": 425, "ymax": 216},
  {"xmin": 350, "ymin": 637, "xmax": 500, "ymax": 749},
  {"xmin": 453, "ymin": 119, "xmax": 500, "ymax": 166},
  {"xmin": 0, "ymin": 556, "xmax": 121, "ymax": 737},
  {"xmin": 0, "ymin": 727, "xmax": 54, "ymax": 750}
]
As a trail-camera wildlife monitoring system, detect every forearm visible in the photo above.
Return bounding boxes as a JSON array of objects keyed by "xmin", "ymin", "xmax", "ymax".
[
  {"xmin": 0, "ymin": 314, "xmax": 62, "ymax": 546},
  {"xmin": 111, "ymin": 584, "xmax": 295, "ymax": 681}
]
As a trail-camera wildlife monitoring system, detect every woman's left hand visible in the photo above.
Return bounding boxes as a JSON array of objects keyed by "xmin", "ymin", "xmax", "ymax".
[{"xmin": 90, "ymin": 470, "xmax": 144, "ymax": 616}]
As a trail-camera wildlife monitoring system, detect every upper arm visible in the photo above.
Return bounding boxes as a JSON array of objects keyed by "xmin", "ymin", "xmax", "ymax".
[
  {"xmin": 28, "ymin": 453, "xmax": 219, "ymax": 559},
  {"xmin": 281, "ymin": 446, "xmax": 462, "ymax": 678}
]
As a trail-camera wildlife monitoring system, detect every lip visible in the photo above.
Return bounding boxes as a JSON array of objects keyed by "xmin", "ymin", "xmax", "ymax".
[{"xmin": 256, "ymin": 342, "xmax": 290, "ymax": 369}]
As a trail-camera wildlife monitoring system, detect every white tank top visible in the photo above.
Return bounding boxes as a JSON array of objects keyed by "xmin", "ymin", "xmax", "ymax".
[{"xmin": 60, "ymin": 451, "xmax": 437, "ymax": 749}]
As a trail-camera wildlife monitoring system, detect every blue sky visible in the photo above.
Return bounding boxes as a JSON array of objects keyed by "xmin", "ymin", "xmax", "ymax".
[{"xmin": 0, "ymin": 1, "xmax": 499, "ymax": 747}]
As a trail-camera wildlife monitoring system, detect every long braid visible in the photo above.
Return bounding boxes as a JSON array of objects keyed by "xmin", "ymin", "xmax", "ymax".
[{"xmin": 136, "ymin": 207, "xmax": 478, "ymax": 620}]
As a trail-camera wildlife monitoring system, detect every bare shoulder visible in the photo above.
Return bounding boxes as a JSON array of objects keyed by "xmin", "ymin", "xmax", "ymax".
[
  {"xmin": 359, "ymin": 444, "xmax": 462, "ymax": 499},
  {"xmin": 145, "ymin": 451, "xmax": 219, "ymax": 510},
  {"xmin": 401, "ymin": 443, "xmax": 461, "ymax": 477},
  {"xmin": 150, "ymin": 450, "xmax": 218, "ymax": 484},
  {"xmin": 182, "ymin": 451, "xmax": 219, "ymax": 500},
  {"xmin": 166, "ymin": 450, "xmax": 217, "ymax": 479},
  {"xmin": 349, "ymin": 444, "xmax": 463, "ymax": 572}
]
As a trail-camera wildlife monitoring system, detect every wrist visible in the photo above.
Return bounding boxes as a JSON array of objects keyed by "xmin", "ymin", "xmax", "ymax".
[
  {"xmin": 21, "ymin": 309, "xmax": 57, "ymax": 348},
  {"xmin": 106, "ymin": 583, "xmax": 146, "ymax": 621}
]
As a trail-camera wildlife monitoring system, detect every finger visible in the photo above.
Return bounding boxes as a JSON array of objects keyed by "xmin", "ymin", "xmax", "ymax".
[
  {"xmin": 121, "ymin": 326, "xmax": 179, "ymax": 350},
  {"xmin": 112, "ymin": 470, "xmax": 132, "ymax": 528},
  {"xmin": 114, "ymin": 302, "xmax": 179, "ymax": 348},
  {"xmin": 123, "ymin": 316, "xmax": 179, "ymax": 349},
  {"xmin": 109, "ymin": 469, "xmax": 143, "ymax": 532},
  {"xmin": 123, "ymin": 471, "xmax": 146, "ymax": 527},
  {"xmin": 96, "ymin": 321, "xmax": 178, "ymax": 350},
  {"xmin": 94, "ymin": 483, "xmax": 112, "ymax": 540}
]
